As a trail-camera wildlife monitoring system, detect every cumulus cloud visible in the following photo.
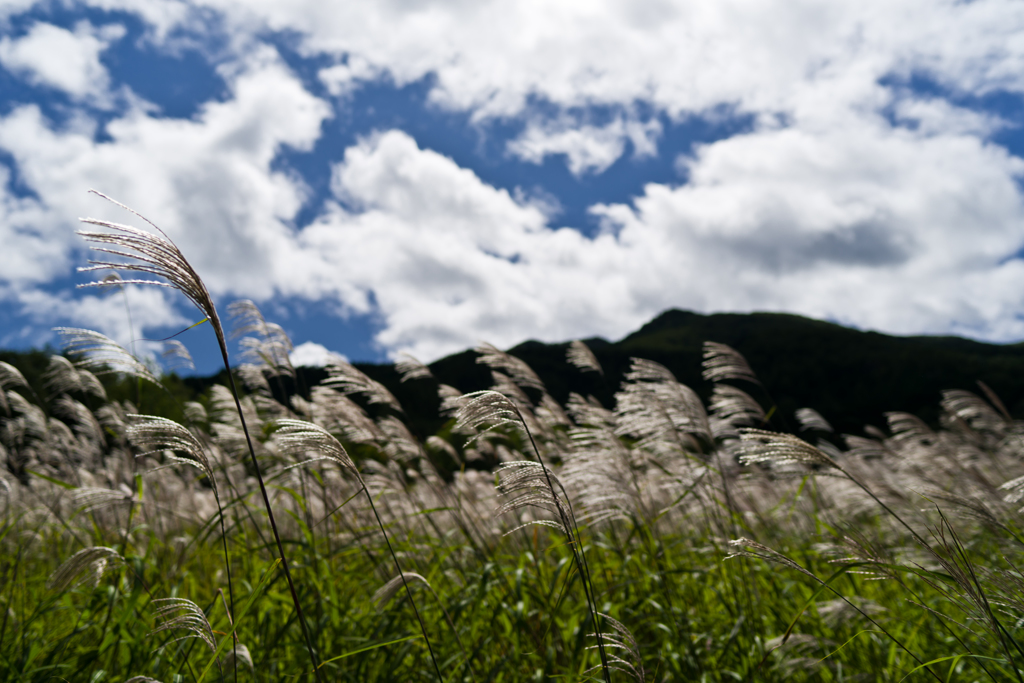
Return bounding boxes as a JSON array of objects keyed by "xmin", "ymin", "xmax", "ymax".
[
  {"xmin": 0, "ymin": 20, "xmax": 125, "ymax": 105},
  {"xmin": 508, "ymin": 114, "xmax": 662, "ymax": 175},
  {"xmin": 7, "ymin": 284, "xmax": 188, "ymax": 353},
  {"xmin": 293, "ymin": 130, "xmax": 644, "ymax": 360},
  {"xmin": 290, "ymin": 340, "xmax": 345, "ymax": 367},
  {"xmin": 591, "ymin": 115, "xmax": 1024, "ymax": 339},
  {"xmin": 285, "ymin": 118, "xmax": 1024, "ymax": 360},
  {"xmin": 150, "ymin": 0, "xmax": 1024, "ymax": 166},
  {"xmin": 4, "ymin": 0, "xmax": 1024, "ymax": 363},
  {"xmin": 0, "ymin": 43, "xmax": 329, "ymax": 347}
]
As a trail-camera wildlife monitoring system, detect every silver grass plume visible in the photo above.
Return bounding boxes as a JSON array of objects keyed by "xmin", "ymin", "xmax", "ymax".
[
  {"xmin": 941, "ymin": 389, "xmax": 1007, "ymax": 434},
  {"xmin": 224, "ymin": 642, "xmax": 254, "ymax": 672},
  {"xmin": 437, "ymin": 384, "xmax": 463, "ymax": 417},
  {"xmin": 161, "ymin": 340, "xmax": 194, "ymax": 372},
  {"xmin": 709, "ymin": 384, "xmax": 765, "ymax": 438},
  {"xmin": 43, "ymin": 354, "xmax": 107, "ymax": 400},
  {"xmin": 272, "ymin": 419, "xmax": 356, "ymax": 474},
  {"xmin": 567, "ymin": 340, "xmax": 603, "ymax": 375},
  {"xmin": 495, "ymin": 461, "xmax": 572, "ymax": 536},
  {"xmin": 475, "ymin": 342, "xmax": 545, "ymax": 391},
  {"xmin": 795, "ymin": 407, "xmax": 833, "ymax": 433},
  {"xmin": 183, "ymin": 401, "xmax": 207, "ymax": 426},
  {"xmin": 228, "ymin": 299, "xmax": 295, "ymax": 378},
  {"xmin": 395, "ymin": 354, "xmax": 434, "ymax": 382},
  {"xmin": 563, "ymin": 426, "xmax": 638, "ymax": 525},
  {"xmin": 0, "ymin": 361, "xmax": 29, "ymax": 415},
  {"xmin": 566, "ymin": 392, "xmax": 614, "ymax": 428},
  {"xmin": 150, "ymin": 597, "xmax": 216, "ymax": 653},
  {"xmin": 615, "ymin": 359, "xmax": 711, "ymax": 447},
  {"xmin": 53, "ymin": 395, "xmax": 105, "ymax": 446},
  {"xmin": 702, "ymin": 341, "xmax": 760, "ymax": 385},
  {"xmin": 999, "ymin": 474, "xmax": 1024, "ymax": 511},
  {"xmin": 372, "ymin": 572, "xmax": 431, "ymax": 611},
  {"xmin": 308, "ymin": 386, "xmax": 382, "ymax": 445},
  {"xmin": 126, "ymin": 415, "xmax": 218, "ymax": 496},
  {"xmin": 587, "ymin": 613, "xmax": 645, "ymax": 683},
  {"xmin": 379, "ymin": 415, "xmax": 425, "ymax": 462},
  {"xmin": 6, "ymin": 391, "xmax": 48, "ymax": 440},
  {"xmin": 454, "ymin": 390, "xmax": 529, "ymax": 446},
  {"xmin": 72, "ymin": 485, "xmax": 136, "ymax": 516},
  {"xmin": 48, "ymin": 546, "xmax": 124, "ymax": 592},
  {"xmin": 323, "ymin": 359, "xmax": 403, "ymax": 413},
  {"xmin": 726, "ymin": 538, "xmax": 819, "ymax": 581},
  {"xmin": 0, "ymin": 475, "xmax": 10, "ymax": 517},
  {"xmin": 843, "ymin": 435, "xmax": 888, "ymax": 460},
  {"xmin": 56, "ymin": 328, "xmax": 159, "ymax": 385},
  {"xmin": 737, "ymin": 429, "xmax": 839, "ymax": 469},
  {"xmin": 78, "ymin": 192, "xmax": 217, "ymax": 327},
  {"xmin": 885, "ymin": 411, "xmax": 935, "ymax": 448}
]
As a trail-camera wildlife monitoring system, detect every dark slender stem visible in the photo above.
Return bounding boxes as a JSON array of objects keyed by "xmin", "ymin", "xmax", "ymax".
[
  {"xmin": 519, "ymin": 412, "xmax": 612, "ymax": 683},
  {"xmin": 214, "ymin": 491, "xmax": 237, "ymax": 683},
  {"xmin": 358, "ymin": 476, "xmax": 445, "ymax": 682},
  {"xmin": 212, "ymin": 320, "xmax": 323, "ymax": 683}
]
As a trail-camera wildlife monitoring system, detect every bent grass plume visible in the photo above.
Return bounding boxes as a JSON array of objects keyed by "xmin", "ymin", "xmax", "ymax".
[
  {"xmin": 455, "ymin": 390, "xmax": 614, "ymax": 683},
  {"xmin": 273, "ymin": 418, "xmax": 446, "ymax": 681},
  {"xmin": 78, "ymin": 191, "xmax": 322, "ymax": 682}
]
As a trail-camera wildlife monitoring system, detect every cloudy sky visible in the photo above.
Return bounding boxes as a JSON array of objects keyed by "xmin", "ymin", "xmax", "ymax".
[{"xmin": 1, "ymin": 0, "xmax": 1023, "ymax": 373}]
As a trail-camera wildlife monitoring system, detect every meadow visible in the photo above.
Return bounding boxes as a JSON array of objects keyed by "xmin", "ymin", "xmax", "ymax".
[{"xmin": 2, "ymin": 199, "xmax": 1024, "ymax": 681}]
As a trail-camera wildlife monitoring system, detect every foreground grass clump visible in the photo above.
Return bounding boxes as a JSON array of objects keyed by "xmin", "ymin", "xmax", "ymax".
[{"xmin": 4, "ymin": 200, "xmax": 1024, "ymax": 681}]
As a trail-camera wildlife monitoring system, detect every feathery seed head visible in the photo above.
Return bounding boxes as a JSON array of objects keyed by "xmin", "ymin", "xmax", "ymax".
[
  {"xmin": 372, "ymin": 572, "xmax": 430, "ymax": 611},
  {"xmin": 323, "ymin": 360, "xmax": 403, "ymax": 413},
  {"xmin": 43, "ymin": 354, "xmax": 107, "ymax": 400},
  {"xmin": 587, "ymin": 613, "xmax": 645, "ymax": 683},
  {"xmin": 475, "ymin": 342, "xmax": 545, "ymax": 391},
  {"xmin": 567, "ymin": 340, "xmax": 603, "ymax": 376},
  {"xmin": 48, "ymin": 546, "xmax": 124, "ymax": 592},
  {"xmin": 395, "ymin": 354, "xmax": 434, "ymax": 382},
  {"xmin": 78, "ymin": 192, "xmax": 216, "ymax": 327},
  {"xmin": 737, "ymin": 428, "xmax": 839, "ymax": 470},
  {"xmin": 126, "ymin": 415, "xmax": 218, "ymax": 496},
  {"xmin": 150, "ymin": 597, "xmax": 216, "ymax": 653},
  {"xmin": 56, "ymin": 328, "xmax": 159, "ymax": 385},
  {"xmin": 161, "ymin": 340, "xmax": 195, "ymax": 372},
  {"xmin": 454, "ymin": 390, "xmax": 528, "ymax": 445},
  {"xmin": 272, "ymin": 418, "xmax": 356, "ymax": 474},
  {"xmin": 795, "ymin": 407, "xmax": 834, "ymax": 433},
  {"xmin": 495, "ymin": 461, "xmax": 571, "ymax": 535},
  {"xmin": 702, "ymin": 342, "xmax": 760, "ymax": 385}
]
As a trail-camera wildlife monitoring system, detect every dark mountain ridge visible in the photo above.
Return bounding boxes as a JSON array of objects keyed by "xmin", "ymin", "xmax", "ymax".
[{"xmin": 5, "ymin": 308, "xmax": 1024, "ymax": 441}]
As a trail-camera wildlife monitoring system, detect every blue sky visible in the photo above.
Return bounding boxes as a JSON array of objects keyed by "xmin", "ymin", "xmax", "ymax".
[{"xmin": 1, "ymin": 1, "xmax": 1024, "ymax": 375}]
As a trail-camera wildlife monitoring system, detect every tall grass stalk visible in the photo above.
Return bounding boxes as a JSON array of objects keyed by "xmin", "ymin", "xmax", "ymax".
[{"xmin": 77, "ymin": 192, "xmax": 322, "ymax": 682}]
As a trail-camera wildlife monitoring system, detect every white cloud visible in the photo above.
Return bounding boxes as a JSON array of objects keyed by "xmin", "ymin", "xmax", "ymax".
[
  {"xmin": 144, "ymin": 0, "xmax": 1024, "ymax": 167},
  {"xmin": 4, "ymin": 0, "xmax": 1024, "ymax": 361},
  {"xmin": 0, "ymin": 44, "xmax": 330, "ymax": 344},
  {"xmin": 290, "ymin": 340, "xmax": 345, "ymax": 367},
  {"xmin": 9, "ymin": 284, "xmax": 188, "ymax": 353},
  {"xmin": 293, "ymin": 130, "xmax": 657, "ymax": 360},
  {"xmin": 284, "ymin": 118, "xmax": 1024, "ymax": 360},
  {"xmin": 0, "ymin": 21, "xmax": 125, "ymax": 104},
  {"xmin": 592, "ymin": 116, "xmax": 1024, "ymax": 339},
  {"xmin": 318, "ymin": 55, "xmax": 382, "ymax": 98},
  {"xmin": 0, "ymin": 45, "xmax": 329, "ymax": 293},
  {"xmin": 508, "ymin": 114, "xmax": 661, "ymax": 175}
]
